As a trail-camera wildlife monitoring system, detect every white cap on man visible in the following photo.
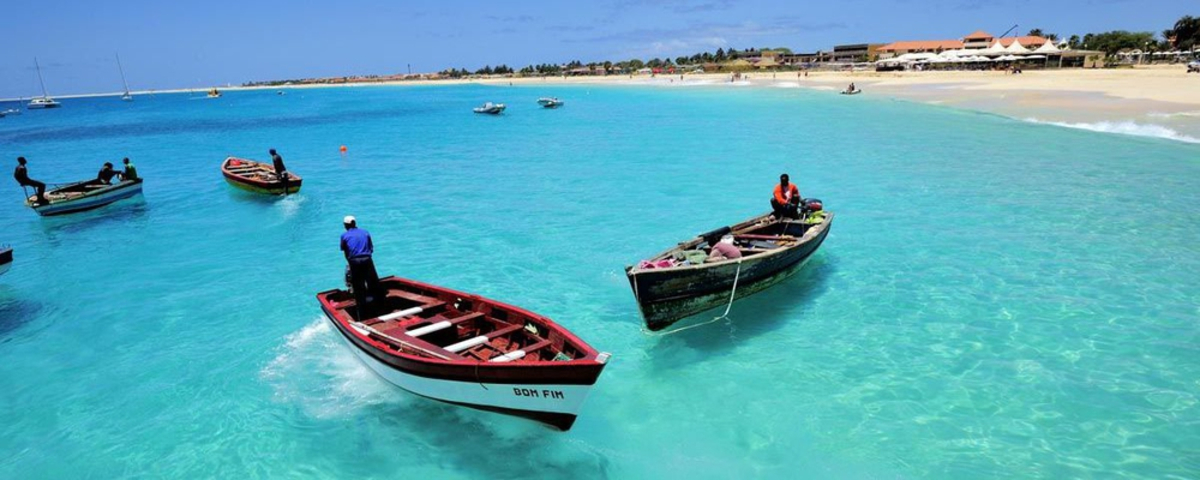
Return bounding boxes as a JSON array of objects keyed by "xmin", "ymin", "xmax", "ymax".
[{"xmin": 343, "ymin": 215, "xmax": 356, "ymax": 225}]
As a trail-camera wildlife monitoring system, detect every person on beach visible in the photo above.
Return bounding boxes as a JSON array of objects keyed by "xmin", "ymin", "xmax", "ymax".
[
  {"xmin": 13, "ymin": 157, "xmax": 48, "ymax": 205},
  {"xmin": 122, "ymin": 158, "xmax": 138, "ymax": 181},
  {"xmin": 340, "ymin": 215, "xmax": 382, "ymax": 319},
  {"xmin": 270, "ymin": 148, "xmax": 290, "ymax": 193},
  {"xmin": 771, "ymin": 173, "xmax": 801, "ymax": 219}
]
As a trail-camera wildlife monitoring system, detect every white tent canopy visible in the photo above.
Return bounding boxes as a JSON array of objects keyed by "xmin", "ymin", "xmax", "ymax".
[
  {"xmin": 982, "ymin": 41, "xmax": 1008, "ymax": 56},
  {"xmin": 1004, "ymin": 38, "xmax": 1030, "ymax": 55},
  {"xmin": 939, "ymin": 49, "xmax": 972, "ymax": 58},
  {"xmin": 1033, "ymin": 40, "xmax": 1061, "ymax": 55},
  {"xmin": 892, "ymin": 52, "xmax": 939, "ymax": 62}
]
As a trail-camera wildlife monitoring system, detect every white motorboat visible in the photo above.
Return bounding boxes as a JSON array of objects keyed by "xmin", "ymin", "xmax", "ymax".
[
  {"xmin": 537, "ymin": 97, "xmax": 564, "ymax": 108},
  {"xmin": 473, "ymin": 102, "xmax": 506, "ymax": 114}
]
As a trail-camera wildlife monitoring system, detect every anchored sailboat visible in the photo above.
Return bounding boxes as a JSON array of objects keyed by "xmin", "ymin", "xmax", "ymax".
[
  {"xmin": 27, "ymin": 58, "xmax": 61, "ymax": 109},
  {"xmin": 116, "ymin": 53, "xmax": 133, "ymax": 101}
]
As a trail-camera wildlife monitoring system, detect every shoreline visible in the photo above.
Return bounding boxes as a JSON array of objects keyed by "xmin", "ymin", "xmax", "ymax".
[{"xmin": 5, "ymin": 66, "xmax": 1199, "ymax": 144}]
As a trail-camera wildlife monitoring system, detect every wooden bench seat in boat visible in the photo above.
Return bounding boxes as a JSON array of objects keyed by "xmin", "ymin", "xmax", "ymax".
[
  {"xmin": 489, "ymin": 339, "xmax": 553, "ymax": 363},
  {"xmin": 376, "ymin": 311, "xmax": 484, "ymax": 337}
]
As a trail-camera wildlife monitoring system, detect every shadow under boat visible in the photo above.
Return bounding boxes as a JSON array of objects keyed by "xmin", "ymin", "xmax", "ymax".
[
  {"xmin": 0, "ymin": 291, "xmax": 44, "ymax": 341},
  {"xmin": 644, "ymin": 254, "xmax": 835, "ymax": 365},
  {"xmin": 36, "ymin": 197, "xmax": 149, "ymax": 236}
]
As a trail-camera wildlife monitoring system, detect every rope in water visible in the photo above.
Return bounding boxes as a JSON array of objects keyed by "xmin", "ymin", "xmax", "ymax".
[{"xmin": 645, "ymin": 257, "xmax": 743, "ymax": 336}]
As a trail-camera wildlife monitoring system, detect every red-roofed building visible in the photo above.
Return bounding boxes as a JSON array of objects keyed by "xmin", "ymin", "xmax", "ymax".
[
  {"xmin": 962, "ymin": 30, "xmax": 995, "ymax": 49},
  {"xmin": 877, "ymin": 31, "xmax": 1051, "ymax": 58}
]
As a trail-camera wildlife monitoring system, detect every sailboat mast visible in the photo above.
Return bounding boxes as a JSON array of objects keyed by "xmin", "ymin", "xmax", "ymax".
[
  {"xmin": 34, "ymin": 57, "xmax": 50, "ymax": 97},
  {"xmin": 116, "ymin": 53, "xmax": 131, "ymax": 94}
]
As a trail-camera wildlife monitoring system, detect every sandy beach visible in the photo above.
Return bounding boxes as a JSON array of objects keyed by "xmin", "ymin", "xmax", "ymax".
[{"xmin": 10, "ymin": 65, "xmax": 1200, "ymax": 143}]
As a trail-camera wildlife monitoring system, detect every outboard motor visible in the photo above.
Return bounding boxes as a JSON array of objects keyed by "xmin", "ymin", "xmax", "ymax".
[{"xmin": 800, "ymin": 198, "xmax": 823, "ymax": 215}]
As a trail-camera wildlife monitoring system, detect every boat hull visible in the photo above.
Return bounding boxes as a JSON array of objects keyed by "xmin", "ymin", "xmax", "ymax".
[
  {"xmin": 29, "ymin": 179, "xmax": 143, "ymax": 217},
  {"xmin": 27, "ymin": 103, "xmax": 61, "ymax": 109},
  {"xmin": 0, "ymin": 248, "xmax": 11, "ymax": 276},
  {"xmin": 628, "ymin": 214, "xmax": 833, "ymax": 331},
  {"xmin": 321, "ymin": 308, "xmax": 604, "ymax": 430},
  {"xmin": 223, "ymin": 175, "xmax": 302, "ymax": 195}
]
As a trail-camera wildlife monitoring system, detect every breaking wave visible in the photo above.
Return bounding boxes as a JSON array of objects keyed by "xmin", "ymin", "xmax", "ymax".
[{"xmin": 1022, "ymin": 118, "xmax": 1200, "ymax": 144}]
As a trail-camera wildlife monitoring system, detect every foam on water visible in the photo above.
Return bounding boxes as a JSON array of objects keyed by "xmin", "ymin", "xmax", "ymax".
[
  {"xmin": 261, "ymin": 318, "xmax": 402, "ymax": 418},
  {"xmin": 1023, "ymin": 117, "xmax": 1200, "ymax": 143}
]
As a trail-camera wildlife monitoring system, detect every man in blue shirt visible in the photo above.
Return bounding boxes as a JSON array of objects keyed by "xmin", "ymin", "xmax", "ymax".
[{"xmin": 340, "ymin": 215, "xmax": 381, "ymax": 319}]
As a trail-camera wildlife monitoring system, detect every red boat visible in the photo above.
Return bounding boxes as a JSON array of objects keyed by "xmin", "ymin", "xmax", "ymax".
[{"xmin": 316, "ymin": 276, "xmax": 611, "ymax": 430}]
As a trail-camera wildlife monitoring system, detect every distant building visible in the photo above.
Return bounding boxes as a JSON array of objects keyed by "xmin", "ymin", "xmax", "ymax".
[
  {"xmin": 831, "ymin": 43, "xmax": 887, "ymax": 63},
  {"xmin": 877, "ymin": 31, "xmax": 1051, "ymax": 59}
]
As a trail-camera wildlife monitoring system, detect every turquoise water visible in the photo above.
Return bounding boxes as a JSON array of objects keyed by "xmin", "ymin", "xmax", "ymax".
[{"xmin": 1, "ymin": 84, "xmax": 1198, "ymax": 479}]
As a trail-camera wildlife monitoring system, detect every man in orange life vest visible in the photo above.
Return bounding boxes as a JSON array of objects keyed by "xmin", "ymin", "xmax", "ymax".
[{"xmin": 771, "ymin": 173, "xmax": 801, "ymax": 219}]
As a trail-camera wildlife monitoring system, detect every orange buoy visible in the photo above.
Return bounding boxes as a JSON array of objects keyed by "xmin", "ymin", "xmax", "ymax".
[{"xmin": 339, "ymin": 145, "xmax": 348, "ymax": 153}]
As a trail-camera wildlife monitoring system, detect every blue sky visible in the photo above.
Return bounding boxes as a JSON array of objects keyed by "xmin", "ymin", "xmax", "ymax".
[{"xmin": 1, "ymin": 0, "xmax": 1192, "ymax": 97}]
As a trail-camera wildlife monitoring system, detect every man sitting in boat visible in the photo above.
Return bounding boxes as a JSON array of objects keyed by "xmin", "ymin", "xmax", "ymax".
[
  {"xmin": 847, "ymin": 83, "xmax": 856, "ymax": 93},
  {"xmin": 340, "ymin": 215, "xmax": 382, "ymax": 319},
  {"xmin": 13, "ymin": 157, "xmax": 48, "ymax": 205},
  {"xmin": 97, "ymin": 162, "xmax": 122, "ymax": 185},
  {"xmin": 770, "ymin": 173, "xmax": 801, "ymax": 219},
  {"xmin": 122, "ymin": 158, "xmax": 138, "ymax": 181},
  {"xmin": 707, "ymin": 234, "xmax": 743, "ymax": 262}
]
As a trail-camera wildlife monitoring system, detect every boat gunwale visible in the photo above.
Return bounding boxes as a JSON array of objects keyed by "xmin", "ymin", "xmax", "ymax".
[{"xmin": 316, "ymin": 276, "xmax": 605, "ymax": 370}]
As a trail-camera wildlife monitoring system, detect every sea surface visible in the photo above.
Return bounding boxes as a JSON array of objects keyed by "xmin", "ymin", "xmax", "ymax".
[{"xmin": 0, "ymin": 84, "xmax": 1198, "ymax": 479}]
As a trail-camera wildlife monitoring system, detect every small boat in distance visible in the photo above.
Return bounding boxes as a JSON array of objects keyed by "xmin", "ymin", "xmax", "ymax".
[
  {"xmin": 473, "ymin": 102, "xmax": 505, "ymax": 114},
  {"xmin": 317, "ymin": 276, "xmax": 611, "ymax": 430},
  {"xmin": 3, "ymin": 99, "xmax": 23, "ymax": 116},
  {"xmin": 626, "ymin": 207, "xmax": 834, "ymax": 331},
  {"xmin": 221, "ymin": 157, "xmax": 301, "ymax": 195},
  {"xmin": 537, "ymin": 97, "xmax": 564, "ymax": 108},
  {"xmin": 0, "ymin": 245, "xmax": 12, "ymax": 276},
  {"xmin": 840, "ymin": 88, "xmax": 862, "ymax": 95},
  {"xmin": 116, "ymin": 53, "xmax": 133, "ymax": 101},
  {"xmin": 26, "ymin": 178, "xmax": 144, "ymax": 216},
  {"xmin": 27, "ymin": 58, "xmax": 61, "ymax": 109},
  {"xmin": 207, "ymin": 88, "xmax": 222, "ymax": 98}
]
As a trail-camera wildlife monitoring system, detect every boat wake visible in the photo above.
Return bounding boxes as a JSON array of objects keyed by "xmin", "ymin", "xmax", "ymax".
[
  {"xmin": 1023, "ymin": 118, "xmax": 1200, "ymax": 144},
  {"xmin": 772, "ymin": 82, "xmax": 802, "ymax": 89},
  {"xmin": 275, "ymin": 194, "xmax": 305, "ymax": 218},
  {"xmin": 261, "ymin": 318, "xmax": 403, "ymax": 418}
]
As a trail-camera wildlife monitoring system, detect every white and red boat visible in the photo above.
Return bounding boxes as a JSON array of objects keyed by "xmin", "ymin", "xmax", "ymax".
[{"xmin": 317, "ymin": 276, "xmax": 611, "ymax": 430}]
